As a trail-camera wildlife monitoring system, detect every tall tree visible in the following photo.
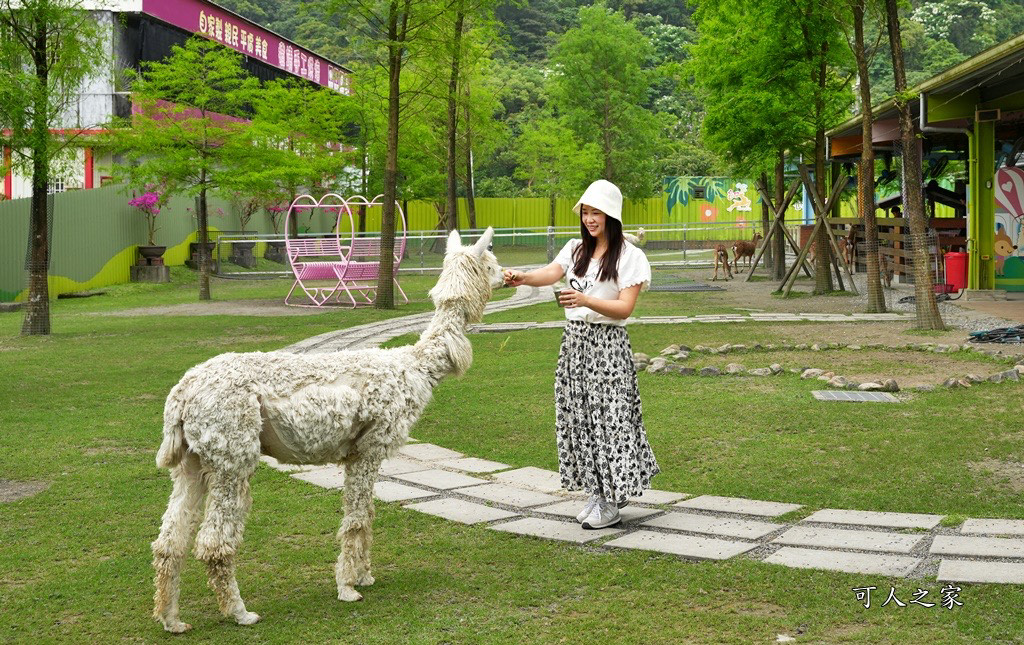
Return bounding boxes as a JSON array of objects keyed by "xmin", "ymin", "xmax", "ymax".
[
  {"xmin": 329, "ymin": 0, "xmax": 445, "ymax": 308},
  {"xmin": 884, "ymin": 0, "xmax": 944, "ymax": 328},
  {"xmin": 108, "ymin": 37, "xmax": 258, "ymax": 301},
  {"xmin": 235, "ymin": 77, "xmax": 355, "ymax": 231},
  {"xmin": 848, "ymin": 0, "xmax": 887, "ymax": 312},
  {"xmin": 548, "ymin": 5, "xmax": 660, "ymax": 197},
  {"xmin": 0, "ymin": 0, "xmax": 103, "ymax": 335}
]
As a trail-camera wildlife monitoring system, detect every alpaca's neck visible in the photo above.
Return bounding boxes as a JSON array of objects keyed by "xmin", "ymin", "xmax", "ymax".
[{"xmin": 412, "ymin": 303, "xmax": 473, "ymax": 384}]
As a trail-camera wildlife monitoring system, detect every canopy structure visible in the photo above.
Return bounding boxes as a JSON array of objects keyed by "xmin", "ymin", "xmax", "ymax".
[{"xmin": 827, "ymin": 33, "xmax": 1024, "ymax": 292}]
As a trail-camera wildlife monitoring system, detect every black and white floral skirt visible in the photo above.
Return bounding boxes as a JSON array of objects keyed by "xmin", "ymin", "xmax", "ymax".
[{"xmin": 554, "ymin": 319, "xmax": 660, "ymax": 504}]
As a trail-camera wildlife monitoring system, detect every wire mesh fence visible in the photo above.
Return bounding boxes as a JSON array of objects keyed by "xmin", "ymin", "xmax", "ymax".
[{"xmin": 212, "ymin": 220, "xmax": 805, "ymax": 279}]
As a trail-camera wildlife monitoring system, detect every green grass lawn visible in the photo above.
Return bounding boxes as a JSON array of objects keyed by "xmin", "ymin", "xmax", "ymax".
[{"xmin": 3, "ymin": 283, "xmax": 1024, "ymax": 642}]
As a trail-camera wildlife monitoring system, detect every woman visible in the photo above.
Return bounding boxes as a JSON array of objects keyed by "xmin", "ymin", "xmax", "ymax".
[{"xmin": 503, "ymin": 179, "xmax": 659, "ymax": 529}]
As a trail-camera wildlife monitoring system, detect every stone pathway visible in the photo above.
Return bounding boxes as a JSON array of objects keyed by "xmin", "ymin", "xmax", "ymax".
[
  {"xmin": 261, "ymin": 444, "xmax": 1024, "ymax": 584},
  {"xmin": 275, "ymin": 286, "xmax": 1021, "ymax": 585}
]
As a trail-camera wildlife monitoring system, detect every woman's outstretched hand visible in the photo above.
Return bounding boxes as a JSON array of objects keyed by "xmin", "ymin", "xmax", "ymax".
[{"xmin": 503, "ymin": 269, "xmax": 526, "ymax": 287}]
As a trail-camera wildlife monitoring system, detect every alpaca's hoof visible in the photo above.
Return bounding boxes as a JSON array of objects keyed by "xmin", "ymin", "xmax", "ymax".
[
  {"xmin": 338, "ymin": 586, "xmax": 363, "ymax": 602},
  {"xmin": 234, "ymin": 611, "xmax": 260, "ymax": 626},
  {"xmin": 357, "ymin": 573, "xmax": 375, "ymax": 587},
  {"xmin": 162, "ymin": 620, "xmax": 192, "ymax": 634}
]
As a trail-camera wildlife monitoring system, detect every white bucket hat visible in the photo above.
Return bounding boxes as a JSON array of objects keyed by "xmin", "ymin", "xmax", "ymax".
[{"xmin": 573, "ymin": 179, "xmax": 622, "ymax": 222}]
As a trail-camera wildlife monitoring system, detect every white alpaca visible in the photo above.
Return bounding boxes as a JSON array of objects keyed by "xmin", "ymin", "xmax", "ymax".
[{"xmin": 151, "ymin": 228, "xmax": 503, "ymax": 633}]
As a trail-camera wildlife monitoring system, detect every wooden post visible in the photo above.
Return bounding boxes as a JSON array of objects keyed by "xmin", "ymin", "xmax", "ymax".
[{"xmin": 749, "ymin": 178, "xmax": 813, "ymax": 281}]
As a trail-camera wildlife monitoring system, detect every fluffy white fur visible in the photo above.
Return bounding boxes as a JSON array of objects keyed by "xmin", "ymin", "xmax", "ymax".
[{"xmin": 151, "ymin": 228, "xmax": 503, "ymax": 633}]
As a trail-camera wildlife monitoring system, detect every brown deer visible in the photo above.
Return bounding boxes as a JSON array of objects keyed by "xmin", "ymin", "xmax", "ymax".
[
  {"xmin": 712, "ymin": 244, "xmax": 732, "ymax": 281},
  {"xmin": 731, "ymin": 232, "xmax": 763, "ymax": 273}
]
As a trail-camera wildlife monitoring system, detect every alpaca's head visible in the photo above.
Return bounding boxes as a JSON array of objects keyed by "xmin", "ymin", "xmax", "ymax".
[{"xmin": 429, "ymin": 227, "xmax": 503, "ymax": 323}]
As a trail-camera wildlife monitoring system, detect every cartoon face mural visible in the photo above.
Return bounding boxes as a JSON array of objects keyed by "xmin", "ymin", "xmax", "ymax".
[
  {"xmin": 727, "ymin": 183, "xmax": 752, "ymax": 212},
  {"xmin": 995, "ymin": 218, "xmax": 1022, "ymax": 278}
]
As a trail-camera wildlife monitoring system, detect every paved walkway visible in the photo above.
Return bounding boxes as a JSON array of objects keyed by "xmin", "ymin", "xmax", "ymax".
[{"xmin": 275, "ymin": 286, "xmax": 1019, "ymax": 584}]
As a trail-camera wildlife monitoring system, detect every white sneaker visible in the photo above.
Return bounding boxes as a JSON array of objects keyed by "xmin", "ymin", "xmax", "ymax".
[
  {"xmin": 576, "ymin": 494, "xmax": 600, "ymax": 523},
  {"xmin": 582, "ymin": 498, "xmax": 621, "ymax": 530}
]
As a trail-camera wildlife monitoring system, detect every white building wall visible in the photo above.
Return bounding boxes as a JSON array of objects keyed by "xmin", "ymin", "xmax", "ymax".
[
  {"xmin": 10, "ymin": 148, "xmax": 87, "ymax": 199},
  {"xmin": 55, "ymin": 11, "xmax": 117, "ymax": 129}
]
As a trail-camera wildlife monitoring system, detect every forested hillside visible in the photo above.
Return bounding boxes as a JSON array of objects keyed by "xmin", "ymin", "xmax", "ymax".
[{"xmin": 215, "ymin": 0, "xmax": 1024, "ymax": 199}]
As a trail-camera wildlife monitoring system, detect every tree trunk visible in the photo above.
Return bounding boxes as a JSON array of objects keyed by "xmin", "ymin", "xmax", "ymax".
[
  {"xmin": 813, "ymin": 42, "xmax": 833, "ymax": 294},
  {"xmin": 855, "ymin": 0, "xmax": 886, "ymax": 312},
  {"xmin": 885, "ymin": 0, "xmax": 943, "ymax": 328},
  {"xmin": 773, "ymin": 151, "xmax": 786, "ymax": 280},
  {"xmin": 21, "ymin": 16, "xmax": 51, "ymax": 336},
  {"xmin": 465, "ymin": 86, "xmax": 477, "ymax": 230},
  {"xmin": 760, "ymin": 171, "xmax": 773, "ymax": 273},
  {"xmin": 444, "ymin": 0, "xmax": 465, "ymax": 232},
  {"xmin": 376, "ymin": 0, "xmax": 407, "ymax": 310},
  {"xmin": 359, "ymin": 135, "xmax": 368, "ymax": 232},
  {"xmin": 198, "ymin": 178, "xmax": 211, "ymax": 301}
]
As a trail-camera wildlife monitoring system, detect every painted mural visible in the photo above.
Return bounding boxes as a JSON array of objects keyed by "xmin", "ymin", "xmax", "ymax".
[{"xmin": 994, "ymin": 166, "xmax": 1024, "ymax": 290}]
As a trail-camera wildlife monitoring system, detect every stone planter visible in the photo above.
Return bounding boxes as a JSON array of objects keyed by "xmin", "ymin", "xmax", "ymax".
[
  {"xmin": 132, "ymin": 245, "xmax": 170, "ymax": 283},
  {"xmin": 136, "ymin": 245, "xmax": 166, "ymax": 266},
  {"xmin": 186, "ymin": 241, "xmax": 218, "ymax": 271},
  {"xmin": 229, "ymin": 240, "xmax": 258, "ymax": 268},
  {"xmin": 264, "ymin": 240, "xmax": 287, "ymax": 264}
]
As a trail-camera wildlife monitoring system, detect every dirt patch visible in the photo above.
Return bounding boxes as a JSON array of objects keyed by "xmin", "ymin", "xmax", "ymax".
[
  {"xmin": 83, "ymin": 439, "xmax": 150, "ymax": 457},
  {"xmin": 968, "ymin": 459, "xmax": 1024, "ymax": 493},
  {"xmin": 0, "ymin": 480, "xmax": 49, "ymax": 503}
]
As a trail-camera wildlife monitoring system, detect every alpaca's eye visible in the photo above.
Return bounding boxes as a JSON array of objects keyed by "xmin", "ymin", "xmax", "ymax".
[{"xmin": 487, "ymin": 244, "xmax": 493, "ymax": 251}]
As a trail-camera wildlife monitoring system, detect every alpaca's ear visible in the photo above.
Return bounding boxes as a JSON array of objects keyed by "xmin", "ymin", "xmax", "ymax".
[
  {"xmin": 446, "ymin": 230, "xmax": 462, "ymax": 253},
  {"xmin": 471, "ymin": 227, "xmax": 495, "ymax": 256}
]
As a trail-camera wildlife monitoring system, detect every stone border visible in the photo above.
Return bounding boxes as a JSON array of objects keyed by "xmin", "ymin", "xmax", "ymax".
[{"xmin": 635, "ymin": 342, "xmax": 1024, "ymax": 393}]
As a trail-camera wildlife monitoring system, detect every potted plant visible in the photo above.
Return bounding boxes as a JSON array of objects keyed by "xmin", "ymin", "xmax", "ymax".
[
  {"xmin": 129, "ymin": 190, "xmax": 165, "ymax": 265},
  {"xmin": 229, "ymin": 195, "xmax": 260, "ymax": 268},
  {"xmin": 265, "ymin": 203, "xmax": 288, "ymax": 263},
  {"xmin": 185, "ymin": 205, "xmax": 220, "ymax": 270}
]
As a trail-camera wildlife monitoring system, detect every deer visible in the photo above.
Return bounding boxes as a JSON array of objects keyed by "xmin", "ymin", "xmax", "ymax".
[
  {"xmin": 731, "ymin": 232, "xmax": 763, "ymax": 273},
  {"xmin": 712, "ymin": 244, "xmax": 732, "ymax": 281}
]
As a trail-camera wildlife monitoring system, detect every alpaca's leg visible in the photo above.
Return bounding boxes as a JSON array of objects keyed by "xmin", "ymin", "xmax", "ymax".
[
  {"xmin": 152, "ymin": 453, "xmax": 207, "ymax": 634},
  {"xmin": 336, "ymin": 451, "xmax": 384, "ymax": 602},
  {"xmin": 195, "ymin": 471, "xmax": 260, "ymax": 626}
]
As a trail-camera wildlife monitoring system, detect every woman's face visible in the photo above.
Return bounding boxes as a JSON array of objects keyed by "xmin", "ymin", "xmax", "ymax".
[{"xmin": 580, "ymin": 204, "xmax": 607, "ymax": 239}]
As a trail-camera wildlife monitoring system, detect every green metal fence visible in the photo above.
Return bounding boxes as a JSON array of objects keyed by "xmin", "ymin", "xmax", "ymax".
[{"xmin": 3, "ymin": 177, "xmax": 953, "ymax": 301}]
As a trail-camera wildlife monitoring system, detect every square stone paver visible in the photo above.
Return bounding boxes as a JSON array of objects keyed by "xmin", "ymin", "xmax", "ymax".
[
  {"xmin": 937, "ymin": 559, "xmax": 1024, "ymax": 584},
  {"xmin": 674, "ymin": 495, "xmax": 802, "ymax": 518},
  {"xmin": 457, "ymin": 483, "xmax": 563, "ymax": 508},
  {"xmin": 802, "ymin": 509, "xmax": 943, "ymax": 530},
  {"xmin": 493, "ymin": 467, "xmax": 564, "ymax": 493},
  {"xmin": 604, "ymin": 530, "xmax": 756, "ymax": 560},
  {"xmin": 490, "ymin": 517, "xmax": 621, "ymax": 543},
  {"xmin": 398, "ymin": 443, "xmax": 464, "ymax": 461},
  {"xmin": 434, "ymin": 457, "xmax": 511, "ymax": 473},
  {"xmin": 392, "ymin": 469, "xmax": 489, "ymax": 490},
  {"xmin": 373, "ymin": 481, "xmax": 436, "ymax": 503},
  {"xmin": 536, "ymin": 500, "xmax": 660, "ymax": 523},
  {"xmin": 629, "ymin": 489, "xmax": 689, "ymax": 505},
  {"xmin": 930, "ymin": 535, "xmax": 1024, "ymax": 558},
  {"xmin": 404, "ymin": 498, "xmax": 519, "ymax": 525},
  {"xmin": 765, "ymin": 547, "xmax": 920, "ymax": 577},
  {"xmin": 961, "ymin": 519, "xmax": 1024, "ymax": 536},
  {"xmin": 772, "ymin": 526, "xmax": 925, "ymax": 554},
  {"xmin": 378, "ymin": 457, "xmax": 432, "ymax": 476},
  {"xmin": 291, "ymin": 467, "xmax": 345, "ymax": 489},
  {"xmin": 642, "ymin": 511, "xmax": 782, "ymax": 540}
]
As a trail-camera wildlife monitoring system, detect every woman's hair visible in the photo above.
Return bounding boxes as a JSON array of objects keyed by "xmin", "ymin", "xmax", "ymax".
[{"xmin": 572, "ymin": 213, "xmax": 623, "ymax": 282}]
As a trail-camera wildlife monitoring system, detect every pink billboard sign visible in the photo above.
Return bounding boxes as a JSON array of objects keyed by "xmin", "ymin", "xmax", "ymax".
[{"xmin": 141, "ymin": 0, "xmax": 350, "ymax": 94}]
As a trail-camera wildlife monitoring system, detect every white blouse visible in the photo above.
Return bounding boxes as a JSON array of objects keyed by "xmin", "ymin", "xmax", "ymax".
[{"xmin": 554, "ymin": 239, "xmax": 652, "ymax": 326}]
